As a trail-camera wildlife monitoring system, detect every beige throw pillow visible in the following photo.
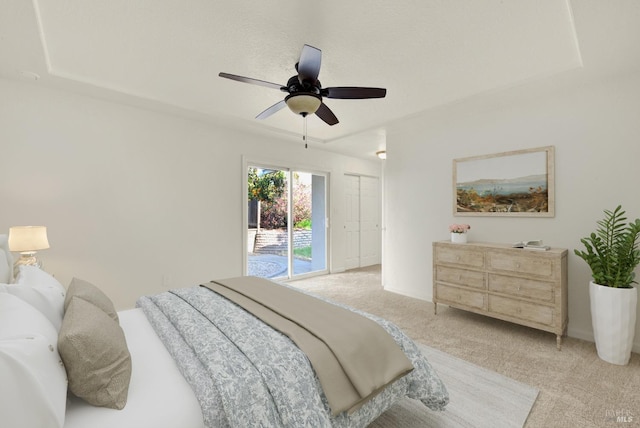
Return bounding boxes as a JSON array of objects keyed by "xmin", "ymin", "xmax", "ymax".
[
  {"xmin": 64, "ymin": 277, "xmax": 119, "ymax": 322},
  {"xmin": 58, "ymin": 297, "xmax": 131, "ymax": 409}
]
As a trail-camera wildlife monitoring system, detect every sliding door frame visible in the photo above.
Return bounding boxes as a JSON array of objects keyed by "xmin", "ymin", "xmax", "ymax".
[{"xmin": 241, "ymin": 155, "xmax": 331, "ymax": 281}]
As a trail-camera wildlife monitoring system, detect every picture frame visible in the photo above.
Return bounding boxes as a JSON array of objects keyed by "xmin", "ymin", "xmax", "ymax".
[{"xmin": 453, "ymin": 146, "xmax": 555, "ymax": 217}]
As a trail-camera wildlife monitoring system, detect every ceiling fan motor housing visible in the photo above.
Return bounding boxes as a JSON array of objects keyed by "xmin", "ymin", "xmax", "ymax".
[{"xmin": 286, "ymin": 75, "xmax": 321, "ymax": 94}]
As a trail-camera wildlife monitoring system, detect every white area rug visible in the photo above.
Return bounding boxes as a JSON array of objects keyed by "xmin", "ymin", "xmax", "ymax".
[{"xmin": 370, "ymin": 345, "xmax": 539, "ymax": 428}]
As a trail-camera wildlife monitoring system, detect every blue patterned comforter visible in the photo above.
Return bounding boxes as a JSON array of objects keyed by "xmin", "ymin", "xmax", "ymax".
[{"xmin": 137, "ymin": 284, "xmax": 448, "ymax": 427}]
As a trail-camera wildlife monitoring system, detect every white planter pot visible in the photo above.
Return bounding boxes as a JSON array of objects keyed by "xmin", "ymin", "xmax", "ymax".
[
  {"xmin": 451, "ymin": 233, "xmax": 467, "ymax": 244},
  {"xmin": 589, "ymin": 281, "xmax": 637, "ymax": 365}
]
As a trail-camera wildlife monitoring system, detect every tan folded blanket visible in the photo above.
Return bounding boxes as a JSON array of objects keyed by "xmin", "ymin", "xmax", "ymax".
[{"xmin": 202, "ymin": 276, "xmax": 414, "ymax": 415}]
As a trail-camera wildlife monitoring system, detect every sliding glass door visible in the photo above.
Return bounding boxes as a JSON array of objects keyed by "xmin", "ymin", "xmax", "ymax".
[
  {"xmin": 292, "ymin": 172, "xmax": 326, "ymax": 276},
  {"xmin": 247, "ymin": 165, "xmax": 327, "ymax": 280}
]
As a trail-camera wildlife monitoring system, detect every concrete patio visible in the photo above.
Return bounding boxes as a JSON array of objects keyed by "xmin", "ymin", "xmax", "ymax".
[{"xmin": 247, "ymin": 253, "xmax": 313, "ymax": 278}]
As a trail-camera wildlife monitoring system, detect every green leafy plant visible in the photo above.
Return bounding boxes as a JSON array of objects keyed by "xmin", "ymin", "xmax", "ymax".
[
  {"xmin": 294, "ymin": 246, "xmax": 312, "ymax": 259},
  {"xmin": 574, "ymin": 205, "xmax": 640, "ymax": 288},
  {"xmin": 247, "ymin": 168, "xmax": 286, "ymax": 203},
  {"xmin": 295, "ymin": 218, "xmax": 312, "ymax": 229}
]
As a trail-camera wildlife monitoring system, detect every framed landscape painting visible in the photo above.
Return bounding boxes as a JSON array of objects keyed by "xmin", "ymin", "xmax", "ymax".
[{"xmin": 453, "ymin": 146, "xmax": 555, "ymax": 217}]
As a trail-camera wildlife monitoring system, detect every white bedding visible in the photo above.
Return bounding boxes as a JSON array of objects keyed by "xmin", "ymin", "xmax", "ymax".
[{"xmin": 63, "ymin": 308, "xmax": 205, "ymax": 428}]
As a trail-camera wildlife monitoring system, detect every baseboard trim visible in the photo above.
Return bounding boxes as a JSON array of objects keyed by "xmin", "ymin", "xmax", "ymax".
[
  {"xmin": 383, "ymin": 284, "xmax": 429, "ymax": 301},
  {"xmin": 568, "ymin": 326, "xmax": 640, "ymax": 354}
]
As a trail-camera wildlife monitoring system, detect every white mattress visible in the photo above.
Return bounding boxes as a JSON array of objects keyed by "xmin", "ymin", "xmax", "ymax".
[{"xmin": 63, "ymin": 308, "xmax": 205, "ymax": 428}]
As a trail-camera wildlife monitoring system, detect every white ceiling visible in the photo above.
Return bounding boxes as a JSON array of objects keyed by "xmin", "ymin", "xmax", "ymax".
[{"xmin": 1, "ymin": 1, "xmax": 639, "ymax": 159}]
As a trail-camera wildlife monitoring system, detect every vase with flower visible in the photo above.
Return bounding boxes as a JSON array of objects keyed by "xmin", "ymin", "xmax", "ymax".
[{"xmin": 449, "ymin": 224, "xmax": 470, "ymax": 243}]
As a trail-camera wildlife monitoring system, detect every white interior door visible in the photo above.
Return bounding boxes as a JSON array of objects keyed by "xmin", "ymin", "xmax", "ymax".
[
  {"xmin": 344, "ymin": 174, "xmax": 381, "ymax": 270},
  {"xmin": 360, "ymin": 176, "xmax": 380, "ymax": 266},
  {"xmin": 344, "ymin": 174, "xmax": 361, "ymax": 270}
]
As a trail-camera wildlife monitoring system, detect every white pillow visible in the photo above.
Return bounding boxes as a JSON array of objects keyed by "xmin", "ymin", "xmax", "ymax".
[
  {"xmin": 0, "ymin": 293, "xmax": 68, "ymax": 428},
  {"xmin": 0, "ymin": 251, "xmax": 10, "ymax": 284},
  {"xmin": 4, "ymin": 265, "xmax": 67, "ymax": 330},
  {"xmin": 0, "ymin": 234, "xmax": 12, "ymax": 283}
]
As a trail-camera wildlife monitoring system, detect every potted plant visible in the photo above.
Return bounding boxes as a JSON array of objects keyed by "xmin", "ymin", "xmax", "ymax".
[
  {"xmin": 449, "ymin": 224, "xmax": 470, "ymax": 244},
  {"xmin": 574, "ymin": 205, "xmax": 640, "ymax": 365}
]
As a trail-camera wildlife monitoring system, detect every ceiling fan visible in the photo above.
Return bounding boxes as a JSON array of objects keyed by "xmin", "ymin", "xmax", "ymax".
[{"xmin": 218, "ymin": 44, "xmax": 387, "ymax": 127}]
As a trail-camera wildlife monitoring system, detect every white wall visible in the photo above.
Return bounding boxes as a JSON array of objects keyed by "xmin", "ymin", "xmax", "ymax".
[
  {"xmin": 0, "ymin": 78, "xmax": 380, "ymax": 309},
  {"xmin": 383, "ymin": 71, "xmax": 640, "ymax": 351}
]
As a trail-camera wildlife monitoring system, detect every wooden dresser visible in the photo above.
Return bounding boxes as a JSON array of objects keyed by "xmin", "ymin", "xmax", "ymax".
[{"xmin": 432, "ymin": 241, "xmax": 568, "ymax": 349}]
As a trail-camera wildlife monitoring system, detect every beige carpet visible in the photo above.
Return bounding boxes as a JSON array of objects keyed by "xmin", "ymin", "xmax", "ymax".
[
  {"xmin": 289, "ymin": 265, "xmax": 640, "ymax": 428},
  {"xmin": 369, "ymin": 344, "xmax": 538, "ymax": 427}
]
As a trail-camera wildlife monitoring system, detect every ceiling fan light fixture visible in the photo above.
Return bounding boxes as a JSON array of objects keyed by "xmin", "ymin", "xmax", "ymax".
[{"xmin": 285, "ymin": 93, "xmax": 322, "ymax": 116}]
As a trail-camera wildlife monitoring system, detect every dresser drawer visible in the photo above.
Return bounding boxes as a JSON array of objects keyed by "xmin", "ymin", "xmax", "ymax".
[
  {"xmin": 435, "ymin": 246, "xmax": 484, "ymax": 269},
  {"xmin": 488, "ymin": 274, "xmax": 554, "ymax": 302},
  {"xmin": 435, "ymin": 284, "xmax": 485, "ymax": 310},
  {"xmin": 489, "ymin": 295, "xmax": 554, "ymax": 326},
  {"xmin": 436, "ymin": 266, "xmax": 485, "ymax": 289},
  {"xmin": 486, "ymin": 251, "xmax": 554, "ymax": 278}
]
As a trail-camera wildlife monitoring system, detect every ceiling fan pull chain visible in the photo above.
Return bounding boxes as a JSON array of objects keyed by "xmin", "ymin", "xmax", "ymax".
[{"xmin": 303, "ymin": 114, "xmax": 308, "ymax": 148}]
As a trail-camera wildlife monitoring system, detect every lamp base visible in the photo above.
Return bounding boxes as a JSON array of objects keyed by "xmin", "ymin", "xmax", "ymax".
[{"xmin": 13, "ymin": 252, "xmax": 43, "ymax": 277}]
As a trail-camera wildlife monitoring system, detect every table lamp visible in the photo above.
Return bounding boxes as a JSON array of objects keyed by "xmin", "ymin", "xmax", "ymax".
[{"xmin": 8, "ymin": 226, "xmax": 50, "ymax": 275}]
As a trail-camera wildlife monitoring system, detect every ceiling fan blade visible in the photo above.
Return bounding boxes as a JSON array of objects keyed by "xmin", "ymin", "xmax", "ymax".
[
  {"xmin": 323, "ymin": 87, "xmax": 387, "ymax": 99},
  {"xmin": 297, "ymin": 44, "xmax": 322, "ymax": 83},
  {"xmin": 219, "ymin": 72, "xmax": 284, "ymax": 90},
  {"xmin": 315, "ymin": 102, "xmax": 339, "ymax": 126},
  {"xmin": 256, "ymin": 100, "xmax": 287, "ymax": 120}
]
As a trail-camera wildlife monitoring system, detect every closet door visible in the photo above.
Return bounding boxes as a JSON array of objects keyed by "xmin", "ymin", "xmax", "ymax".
[
  {"xmin": 360, "ymin": 176, "xmax": 380, "ymax": 266},
  {"xmin": 344, "ymin": 174, "xmax": 361, "ymax": 270},
  {"xmin": 344, "ymin": 174, "xmax": 381, "ymax": 270}
]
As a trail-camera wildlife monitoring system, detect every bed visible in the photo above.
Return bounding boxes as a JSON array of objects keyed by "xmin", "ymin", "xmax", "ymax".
[{"xmin": 0, "ymin": 237, "xmax": 448, "ymax": 428}]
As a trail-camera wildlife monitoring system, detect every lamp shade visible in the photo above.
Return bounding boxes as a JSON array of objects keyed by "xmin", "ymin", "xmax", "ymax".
[
  {"xmin": 8, "ymin": 226, "xmax": 50, "ymax": 252},
  {"xmin": 285, "ymin": 93, "xmax": 322, "ymax": 115}
]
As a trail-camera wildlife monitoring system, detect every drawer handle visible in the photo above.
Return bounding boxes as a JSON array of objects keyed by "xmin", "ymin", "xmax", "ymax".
[
  {"xmin": 516, "ymin": 262, "xmax": 521, "ymax": 268},
  {"xmin": 517, "ymin": 286, "xmax": 522, "ymax": 291},
  {"xmin": 457, "ymin": 295, "xmax": 461, "ymax": 301},
  {"xmin": 456, "ymin": 256, "xmax": 461, "ymax": 261},
  {"xmin": 458, "ymin": 275, "xmax": 462, "ymax": 281},
  {"xmin": 516, "ymin": 308, "xmax": 522, "ymax": 314}
]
